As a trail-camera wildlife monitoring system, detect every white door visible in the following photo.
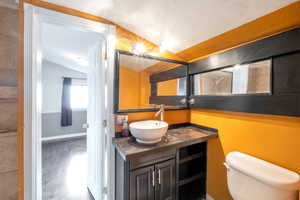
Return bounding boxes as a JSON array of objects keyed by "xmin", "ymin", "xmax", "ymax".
[{"xmin": 87, "ymin": 42, "xmax": 107, "ymax": 200}]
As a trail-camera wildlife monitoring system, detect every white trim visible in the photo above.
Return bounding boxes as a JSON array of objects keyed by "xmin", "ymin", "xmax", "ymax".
[
  {"xmin": 177, "ymin": 78, "xmax": 180, "ymax": 95},
  {"xmin": 41, "ymin": 132, "xmax": 86, "ymax": 143},
  {"xmin": 41, "ymin": 109, "xmax": 87, "ymax": 114},
  {"xmin": 176, "ymin": 77, "xmax": 186, "ymax": 96},
  {"xmin": 24, "ymin": 4, "xmax": 116, "ymax": 200},
  {"xmin": 105, "ymin": 28, "xmax": 116, "ymax": 200},
  {"xmin": 207, "ymin": 194, "xmax": 215, "ymax": 200},
  {"xmin": 24, "ymin": 5, "xmax": 41, "ymax": 200},
  {"xmin": 70, "ymin": 108, "xmax": 87, "ymax": 112}
]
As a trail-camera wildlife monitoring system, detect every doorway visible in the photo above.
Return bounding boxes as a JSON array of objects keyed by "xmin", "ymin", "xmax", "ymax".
[{"xmin": 23, "ymin": 4, "xmax": 115, "ymax": 200}]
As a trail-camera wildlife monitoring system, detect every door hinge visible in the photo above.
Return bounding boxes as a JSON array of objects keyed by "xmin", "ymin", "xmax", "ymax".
[
  {"xmin": 102, "ymin": 120, "xmax": 108, "ymax": 127},
  {"xmin": 104, "ymin": 133, "xmax": 108, "ymax": 149},
  {"xmin": 102, "ymin": 187, "xmax": 108, "ymax": 194},
  {"xmin": 103, "ymin": 50, "xmax": 108, "ymax": 60}
]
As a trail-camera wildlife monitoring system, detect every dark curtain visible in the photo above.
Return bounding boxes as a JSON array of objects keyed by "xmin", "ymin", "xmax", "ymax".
[{"xmin": 61, "ymin": 77, "xmax": 72, "ymax": 127}]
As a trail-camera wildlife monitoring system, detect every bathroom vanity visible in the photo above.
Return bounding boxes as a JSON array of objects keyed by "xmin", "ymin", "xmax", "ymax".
[{"xmin": 113, "ymin": 124, "xmax": 218, "ymax": 200}]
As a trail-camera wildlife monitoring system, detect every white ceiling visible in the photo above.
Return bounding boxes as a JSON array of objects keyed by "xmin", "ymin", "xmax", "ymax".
[
  {"xmin": 41, "ymin": 22, "xmax": 160, "ymax": 72},
  {"xmin": 41, "ymin": 22, "xmax": 103, "ymax": 73},
  {"xmin": 42, "ymin": 23, "xmax": 159, "ymax": 73},
  {"xmin": 44, "ymin": 0, "xmax": 297, "ymax": 53}
]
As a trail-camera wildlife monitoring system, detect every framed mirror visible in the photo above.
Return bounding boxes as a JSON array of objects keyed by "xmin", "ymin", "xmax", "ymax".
[{"xmin": 114, "ymin": 50, "xmax": 189, "ymax": 113}]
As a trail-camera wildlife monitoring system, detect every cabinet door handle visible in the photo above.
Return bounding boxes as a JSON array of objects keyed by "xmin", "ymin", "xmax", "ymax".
[
  {"xmin": 152, "ymin": 170, "xmax": 155, "ymax": 187},
  {"xmin": 158, "ymin": 169, "xmax": 161, "ymax": 185}
]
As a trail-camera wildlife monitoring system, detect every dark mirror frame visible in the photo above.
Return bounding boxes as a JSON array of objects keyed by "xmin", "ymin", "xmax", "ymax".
[
  {"xmin": 114, "ymin": 50, "xmax": 189, "ymax": 113},
  {"xmin": 188, "ymin": 27, "xmax": 300, "ymax": 117}
]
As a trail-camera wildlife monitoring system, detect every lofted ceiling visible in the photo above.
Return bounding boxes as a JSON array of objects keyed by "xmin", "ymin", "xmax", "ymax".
[
  {"xmin": 41, "ymin": 22, "xmax": 103, "ymax": 73},
  {"xmin": 41, "ymin": 23, "xmax": 155, "ymax": 72},
  {"xmin": 43, "ymin": 0, "xmax": 298, "ymax": 53}
]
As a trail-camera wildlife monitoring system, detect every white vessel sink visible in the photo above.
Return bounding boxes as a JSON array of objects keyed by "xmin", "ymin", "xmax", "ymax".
[{"xmin": 129, "ymin": 120, "xmax": 168, "ymax": 144}]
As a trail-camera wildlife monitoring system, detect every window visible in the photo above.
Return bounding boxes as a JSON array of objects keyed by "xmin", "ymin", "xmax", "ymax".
[
  {"xmin": 70, "ymin": 83, "xmax": 88, "ymax": 109},
  {"xmin": 177, "ymin": 77, "xmax": 187, "ymax": 96},
  {"xmin": 193, "ymin": 59, "xmax": 271, "ymax": 95}
]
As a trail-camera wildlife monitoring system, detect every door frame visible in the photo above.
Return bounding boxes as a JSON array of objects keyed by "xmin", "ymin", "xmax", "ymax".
[{"xmin": 23, "ymin": 4, "xmax": 116, "ymax": 200}]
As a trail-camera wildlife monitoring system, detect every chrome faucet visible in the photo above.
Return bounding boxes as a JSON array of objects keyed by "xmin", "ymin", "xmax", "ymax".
[
  {"xmin": 155, "ymin": 104, "xmax": 165, "ymax": 121},
  {"xmin": 155, "ymin": 104, "xmax": 169, "ymax": 142}
]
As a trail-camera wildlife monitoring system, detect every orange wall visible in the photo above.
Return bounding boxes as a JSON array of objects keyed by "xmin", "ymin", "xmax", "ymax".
[
  {"xmin": 128, "ymin": 109, "xmax": 190, "ymax": 125},
  {"xmin": 119, "ymin": 66, "xmax": 141, "ymax": 109},
  {"xmin": 119, "ymin": 65, "xmax": 183, "ymax": 112},
  {"xmin": 191, "ymin": 110, "xmax": 300, "ymax": 200},
  {"xmin": 139, "ymin": 71, "xmax": 151, "ymax": 108},
  {"xmin": 186, "ymin": 2, "xmax": 300, "ymax": 200},
  {"xmin": 119, "ymin": 66, "xmax": 151, "ymax": 109},
  {"xmin": 118, "ymin": 66, "xmax": 189, "ymax": 123},
  {"xmin": 157, "ymin": 79, "xmax": 178, "ymax": 96}
]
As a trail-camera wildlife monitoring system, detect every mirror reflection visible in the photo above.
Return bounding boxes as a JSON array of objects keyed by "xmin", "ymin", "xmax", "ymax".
[
  {"xmin": 118, "ymin": 54, "xmax": 182, "ymax": 110},
  {"xmin": 193, "ymin": 59, "xmax": 272, "ymax": 95},
  {"xmin": 157, "ymin": 78, "xmax": 186, "ymax": 96}
]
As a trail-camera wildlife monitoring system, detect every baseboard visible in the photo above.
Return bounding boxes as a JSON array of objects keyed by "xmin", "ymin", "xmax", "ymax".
[
  {"xmin": 41, "ymin": 132, "xmax": 86, "ymax": 143},
  {"xmin": 207, "ymin": 194, "xmax": 214, "ymax": 200}
]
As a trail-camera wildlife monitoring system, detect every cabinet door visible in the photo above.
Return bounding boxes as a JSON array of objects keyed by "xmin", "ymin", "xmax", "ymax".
[
  {"xmin": 155, "ymin": 159, "xmax": 176, "ymax": 200},
  {"xmin": 130, "ymin": 165, "xmax": 155, "ymax": 200}
]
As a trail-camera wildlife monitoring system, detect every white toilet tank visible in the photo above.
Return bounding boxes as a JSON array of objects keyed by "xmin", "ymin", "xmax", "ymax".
[{"xmin": 225, "ymin": 152, "xmax": 299, "ymax": 200}]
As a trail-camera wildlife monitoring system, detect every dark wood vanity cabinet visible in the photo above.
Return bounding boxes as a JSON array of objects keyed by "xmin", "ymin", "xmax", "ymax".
[
  {"xmin": 129, "ymin": 165, "xmax": 155, "ymax": 200},
  {"xmin": 115, "ymin": 148, "xmax": 177, "ymax": 200},
  {"xmin": 155, "ymin": 159, "xmax": 176, "ymax": 200},
  {"xmin": 129, "ymin": 159, "xmax": 176, "ymax": 200},
  {"xmin": 115, "ymin": 141, "xmax": 207, "ymax": 200}
]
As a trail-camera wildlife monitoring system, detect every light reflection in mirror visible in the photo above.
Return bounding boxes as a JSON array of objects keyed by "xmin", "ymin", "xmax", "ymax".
[{"xmin": 193, "ymin": 59, "xmax": 271, "ymax": 95}]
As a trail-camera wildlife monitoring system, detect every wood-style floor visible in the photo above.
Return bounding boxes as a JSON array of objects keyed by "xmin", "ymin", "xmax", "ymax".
[{"xmin": 42, "ymin": 138, "xmax": 95, "ymax": 200}]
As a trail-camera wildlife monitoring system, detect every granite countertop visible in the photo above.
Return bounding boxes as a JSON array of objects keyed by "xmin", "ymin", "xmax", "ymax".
[{"xmin": 113, "ymin": 125, "xmax": 218, "ymax": 160}]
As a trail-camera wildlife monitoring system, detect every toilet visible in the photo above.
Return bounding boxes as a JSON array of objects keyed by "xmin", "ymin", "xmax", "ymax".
[{"xmin": 224, "ymin": 152, "xmax": 300, "ymax": 200}]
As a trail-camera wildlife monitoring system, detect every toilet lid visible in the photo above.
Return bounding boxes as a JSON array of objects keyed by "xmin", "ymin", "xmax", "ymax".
[{"xmin": 226, "ymin": 152, "xmax": 300, "ymax": 190}]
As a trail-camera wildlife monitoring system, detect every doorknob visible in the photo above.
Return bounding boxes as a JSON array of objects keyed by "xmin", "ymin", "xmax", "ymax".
[{"xmin": 82, "ymin": 123, "xmax": 89, "ymax": 129}]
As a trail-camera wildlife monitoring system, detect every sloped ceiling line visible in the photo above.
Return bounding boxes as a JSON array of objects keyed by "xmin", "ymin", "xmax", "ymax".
[
  {"xmin": 24, "ymin": 0, "xmax": 186, "ymax": 61},
  {"xmin": 42, "ymin": 0, "xmax": 296, "ymax": 52},
  {"xmin": 25, "ymin": 0, "xmax": 300, "ymax": 71}
]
